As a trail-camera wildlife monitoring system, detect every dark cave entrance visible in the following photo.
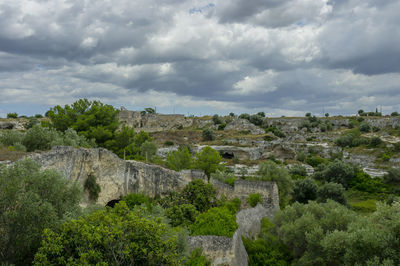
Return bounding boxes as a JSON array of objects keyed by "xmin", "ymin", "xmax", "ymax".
[
  {"xmin": 222, "ymin": 152, "xmax": 234, "ymax": 159},
  {"xmin": 106, "ymin": 199, "xmax": 121, "ymax": 208}
]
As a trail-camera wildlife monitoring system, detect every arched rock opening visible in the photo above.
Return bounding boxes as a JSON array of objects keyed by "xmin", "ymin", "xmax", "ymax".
[
  {"xmin": 222, "ymin": 152, "xmax": 234, "ymax": 159},
  {"xmin": 106, "ymin": 199, "xmax": 121, "ymax": 208}
]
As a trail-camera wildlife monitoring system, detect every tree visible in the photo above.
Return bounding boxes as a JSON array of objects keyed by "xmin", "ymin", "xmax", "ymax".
[
  {"xmin": 325, "ymin": 113, "xmax": 329, "ymax": 117},
  {"xmin": 140, "ymin": 140, "xmax": 157, "ymax": 161},
  {"xmin": 0, "ymin": 159, "xmax": 81, "ymax": 265},
  {"xmin": 313, "ymin": 160, "xmax": 358, "ymax": 188},
  {"xmin": 202, "ymin": 129, "xmax": 214, "ymax": 141},
  {"xmin": 181, "ymin": 179, "xmax": 217, "ymax": 213},
  {"xmin": 167, "ymin": 147, "xmax": 193, "ymax": 171},
  {"xmin": 212, "ymin": 114, "xmax": 222, "ymax": 125},
  {"xmin": 291, "ymin": 179, "xmax": 318, "ymax": 204},
  {"xmin": 6, "ymin": 112, "xmax": 18, "ymax": 118},
  {"xmin": 258, "ymin": 161, "xmax": 293, "ymax": 207},
  {"xmin": 165, "ymin": 204, "xmax": 199, "ymax": 227},
  {"xmin": 317, "ymin": 182, "xmax": 346, "ymax": 205},
  {"xmin": 194, "ymin": 146, "xmax": 221, "ymax": 180},
  {"xmin": 46, "ymin": 99, "xmax": 119, "ymax": 146},
  {"xmin": 34, "ymin": 202, "xmax": 186, "ymax": 265},
  {"xmin": 145, "ymin": 107, "xmax": 155, "ymax": 114},
  {"xmin": 190, "ymin": 206, "xmax": 238, "ymax": 237}
]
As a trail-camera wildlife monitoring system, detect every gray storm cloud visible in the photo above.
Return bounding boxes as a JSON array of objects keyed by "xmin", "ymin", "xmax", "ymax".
[{"xmin": 0, "ymin": 0, "xmax": 399, "ymax": 116}]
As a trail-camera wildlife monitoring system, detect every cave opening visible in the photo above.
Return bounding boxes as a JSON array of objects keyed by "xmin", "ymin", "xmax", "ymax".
[
  {"xmin": 106, "ymin": 199, "xmax": 121, "ymax": 208},
  {"xmin": 222, "ymin": 152, "xmax": 234, "ymax": 159}
]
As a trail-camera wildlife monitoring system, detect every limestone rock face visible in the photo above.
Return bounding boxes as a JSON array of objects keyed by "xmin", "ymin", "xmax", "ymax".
[
  {"xmin": 29, "ymin": 146, "xmax": 194, "ymax": 205},
  {"xmin": 224, "ymin": 119, "xmax": 265, "ymax": 135},
  {"xmin": 0, "ymin": 121, "xmax": 25, "ymax": 130}
]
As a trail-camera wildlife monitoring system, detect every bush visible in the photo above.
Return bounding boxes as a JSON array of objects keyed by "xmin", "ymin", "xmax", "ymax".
[
  {"xmin": 381, "ymin": 153, "xmax": 391, "ymax": 162},
  {"xmin": 217, "ymin": 123, "xmax": 226, "ymax": 130},
  {"xmin": 167, "ymin": 147, "xmax": 193, "ymax": 171},
  {"xmin": 165, "ymin": 204, "xmax": 199, "ymax": 227},
  {"xmin": 349, "ymin": 171, "xmax": 386, "ymax": 193},
  {"xmin": 249, "ymin": 114, "xmax": 263, "ymax": 126},
  {"xmin": 317, "ymin": 182, "xmax": 346, "ymax": 205},
  {"xmin": 243, "ymin": 218, "xmax": 292, "ymax": 266},
  {"xmin": 384, "ymin": 168, "xmax": 400, "ymax": 184},
  {"xmin": 359, "ymin": 122, "xmax": 371, "ymax": 132},
  {"xmin": 202, "ymin": 129, "xmax": 214, "ymax": 141},
  {"xmin": 289, "ymin": 164, "xmax": 307, "ymax": 177},
  {"xmin": 194, "ymin": 146, "xmax": 221, "ymax": 180},
  {"xmin": 211, "ymin": 169, "xmax": 236, "ymax": 186},
  {"xmin": 291, "ymin": 179, "xmax": 318, "ymax": 203},
  {"xmin": 247, "ymin": 193, "xmax": 262, "ymax": 207},
  {"xmin": 34, "ymin": 202, "xmax": 185, "ymax": 265},
  {"xmin": 258, "ymin": 161, "xmax": 293, "ymax": 207},
  {"xmin": 296, "ymin": 151, "xmax": 306, "ymax": 162},
  {"xmin": 305, "ymin": 155, "xmax": 328, "ymax": 167},
  {"xmin": 190, "ymin": 206, "xmax": 238, "ymax": 237},
  {"xmin": 181, "ymin": 179, "xmax": 217, "ymax": 213},
  {"xmin": 0, "ymin": 130, "xmax": 24, "ymax": 146},
  {"xmin": 313, "ymin": 160, "xmax": 358, "ymax": 188},
  {"xmin": 122, "ymin": 193, "xmax": 151, "ymax": 209},
  {"xmin": 22, "ymin": 125, "xmax": 60, "ymax": 151},
  {"xmin": 185, "ymin": 248, "xmax": 211, "ymax": 266},
  {"xmin": 6, "ymin": 112, "xmax": 18, "ymax": 118},
  {"xmin": 0, "ymin": 159, "xmax": 81, "ymax": 265},
  {"xmin": 369, "ymin": 136, "xmax": 382, "ymax": 147},
  {"xmin": 164, "ymin": 140, "xmax": 174, "ymax": 146},
  {"xmin": 212, "ymin": 114, "xmax": 222, "ymax": 125},
  {"xmin": 391, "ymin": 112, "xmax": 399, "ymax": 116}
]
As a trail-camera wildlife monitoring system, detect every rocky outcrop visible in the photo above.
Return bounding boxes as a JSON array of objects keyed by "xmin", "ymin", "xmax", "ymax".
[
  {"xmin": 29, "ymin": 146, "xmax": 199, "ymax": 205},
  {"xmin": 224, "ymin": 119, "xmax": 265, "ymax": 135},
  {"xmin": 0, "ymin": 121, "xmax": 25, "ymax": 130}
]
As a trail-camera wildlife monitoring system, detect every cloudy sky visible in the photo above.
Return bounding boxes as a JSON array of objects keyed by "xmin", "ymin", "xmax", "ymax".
[{"xmin": 0, "ymin": 0, "xmax": 400, "ymax": 117}]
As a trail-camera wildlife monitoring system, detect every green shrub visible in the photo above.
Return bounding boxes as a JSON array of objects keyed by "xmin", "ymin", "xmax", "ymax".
[
  {"xmin": 349, "ymin": 199, "xmax": 377, "ymax": 213},
  {"xmin": 122, "ymin": 193, "xmax": 151, "ymax": 209},
  {"xmin": 313, "ymin": 160, "xmax": 358, "ymax": 188},
  {"xmin": 317, "ymin": 182, "xmax": 346, "ymax": 205},
  {"xmin": 296, "ymin": 151, "xmax": 306, "ymax": 162},
  {"xmin": 84, "ymin": 174, "xmax": 101, "ymax": 202},
  {"xmin": 190, "ymin": 206, "xmax": 238, "ymax": 237},
  {"xmin": 359, "ymin": 122, "xmax": 371, "ymax": 132},
  {"xmin": 306, "ymin": 155, "xmax": 328, "ymax": 167},
  {"xmin": 381, "ymin": 153, "xmax": 391, "ymax": 162},
  {"xmin": 185, "ymin": 248, "xmax": 211, "ymax": 266},
  {"xmin": 164, "ymin": 140, "xmax": 174, "ymax": 146},
  {"xmin": 12, "ymin": 142, "xmax": 27, "ymax": 152},
  {"xmin": 369, "ymin": 136, "xmax": 382, "ymax": 147},
  {"xmin": 22, "ymin": 125, "xmax": 60, "ymax": 151},
  {"xmin": 181, "ymin": 179, "xmax": 217, "ymax": 213},
  {"xmin": 291, "ymin": 179, "xmax": 318, "ymax": 203},
  {"xmin": 6, "ymin": 112, "xmax": 18, "ymax": 118},
  {"xmin": 249, "ymin": 114, "xmax": 263, "ymax": 126},
  {"xmin": 0, "ymin": 159, "xmax": 81, "ymax": 265},
  {"xmin": 167, "ymin": 147, "xmax": 193, "ymax": 171},
  {"xmin": 247, "ymin": 193, "xmax": 262, "ymax": 207},
  {"xmin": 0, "ymin": 130, "xmax": 24, "ymax": 146},
  {"xmin": 289, "ymin": 164, "xmax": 307, "ymax": 177},
  {"xmin": 391, "ymin": 112, "xmax": 399, "ymax": 116},
  {"xmin": 372, "ymin": 126, "xmax": 380, "ymax": 132},
  {"xmin": 202, "ymin": 129, "xmax": 214, "ymax": 141},
  {"xmin": 349, "ymin": 171, "xmax": 386, "ymax": 193},
  {"xmin": 165, "ymin": 204, "xmax": 199, "ymax": 227},
  {"xmin": 212, "ymin": 114, "xmax": 222, "ymax": 125}
]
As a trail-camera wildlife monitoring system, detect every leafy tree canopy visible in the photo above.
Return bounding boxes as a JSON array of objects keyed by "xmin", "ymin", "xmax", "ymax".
[
  {"xmin": 34, "ymin": 201, "xmax": 186, "ymax": 265},
  {"xmin": 46, "ymin": 99, "xmax": 119, "ymax": 146},
  {"xmin": 0, "ymin": 159, "xmax": 81, "ymax": 265},
  {"xmin": 194, "ymin": 146, "xmax": 221, "ymax": 179}
]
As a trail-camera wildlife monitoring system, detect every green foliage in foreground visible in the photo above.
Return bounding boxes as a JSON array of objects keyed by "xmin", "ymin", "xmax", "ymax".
[
  {"xmin": 185, "ymin": 248, "xmax": 211, "ymax": 266},
  {"xmin": 0, "ymin": 159, "xmax": 81, "ymax": 265},
  {"xmin": 34, "ymin": 202, "xmax": 186, "ymax": 265},
  {"xmin": 273, "ymin": 201, "xmax": 400, "ymax": 265}
]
